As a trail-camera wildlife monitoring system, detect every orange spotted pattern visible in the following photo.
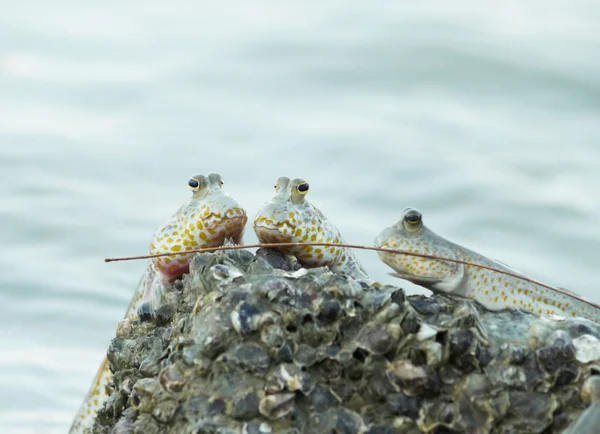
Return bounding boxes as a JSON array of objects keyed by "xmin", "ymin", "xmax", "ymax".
[
  {"xmin": 150, "ymin": 203, "xmax": 247, "ymax": 279},
  {"xmin": 376, "ymin": 207, "xmax": 600, "ymax": 325},
  {"xmin": 253, "ymin": 176, "xmax": 368, "ymax": 280}
]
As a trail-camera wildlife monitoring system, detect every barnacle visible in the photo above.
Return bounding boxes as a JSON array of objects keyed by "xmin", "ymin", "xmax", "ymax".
[{"xmin": 87, "ymin": 248, "xmax": 600, "ymax": 433}]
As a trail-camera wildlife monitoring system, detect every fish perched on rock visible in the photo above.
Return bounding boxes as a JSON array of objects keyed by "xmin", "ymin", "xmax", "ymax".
[
  {"xmin": 253, "ymin": 176, "xmax": 368, "ymax": 280},
  {"xmin": 69, "ymin": 173, "xmax": 247, "ymax": 434},
  {"xmin": 375, "ymin": 207, "xmax": 600, "ymax": 324},
  {"xmin": 149, "ymin": 172, "xmax": 247, "ymax": 279}
]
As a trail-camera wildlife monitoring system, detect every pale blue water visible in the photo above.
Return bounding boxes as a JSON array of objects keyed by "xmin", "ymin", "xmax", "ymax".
[{"xmin": 1, "ymin": 1, "xmax": 599, "ymax": 432}]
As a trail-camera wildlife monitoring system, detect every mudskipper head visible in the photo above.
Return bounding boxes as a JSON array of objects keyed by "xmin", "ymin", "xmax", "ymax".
[
  {"xmin": 253, "ymin": 176, "xmax": 313, "ymax": 243},
  {"xmin": 375, "ymin": 207, "xmax": 425, "ymax": 249},
  {"xmin": 375, "ymin": 207, "xmax": 462, "ymax": 290},
  {"xmin": 151, "ymin": 172, "xmax": 247, "ymax": 280}
]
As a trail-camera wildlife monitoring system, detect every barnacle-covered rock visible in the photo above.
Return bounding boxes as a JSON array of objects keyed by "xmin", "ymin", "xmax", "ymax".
[
  {"xmin": 562, "ymin": 376, "xmax": 600, "ymax": 434},
  {"xmin": 89, "ymin": 247, "xmax": 600, "ymax": 433}
]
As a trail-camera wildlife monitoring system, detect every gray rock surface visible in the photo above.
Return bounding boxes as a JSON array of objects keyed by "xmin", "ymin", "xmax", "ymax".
[{"xmin": 91, "ymin": 248, "xmax": 600, "ymax": 434}]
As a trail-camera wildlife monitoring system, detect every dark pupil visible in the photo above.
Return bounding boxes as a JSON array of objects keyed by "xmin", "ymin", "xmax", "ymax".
[
  {"xmin": 188, "ymin": 179, "xmax": 199, "ymax": 188},
  {"xmin": 298, "ymin": 183, "xmax": 309, "ymax": 192},
  {"xmin": 407, "ymin": 213, "xmax": 420, "ymax": 223}
]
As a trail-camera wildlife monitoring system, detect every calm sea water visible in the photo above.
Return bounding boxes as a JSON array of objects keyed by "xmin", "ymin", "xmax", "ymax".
[{"xmin": 1, "ymin": 1, "xmax": 599, "ymax": 432}]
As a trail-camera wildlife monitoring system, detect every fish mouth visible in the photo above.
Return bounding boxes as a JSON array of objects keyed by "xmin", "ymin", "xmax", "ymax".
[
  {"xmin": 253, "ymin": 215, "xmax": 278, "ymax": 231},
  {"xmin": 254, "ymin": 216, "xmax": 296, "ymax": 234},
  {"xmin": 174, "ymin": 215, "xmax": 247, "ymax": 253},
  {"xmin": 217, "ymin": 214, "xmax": 248, "ymax": 240},
  {"xmin": 204, "ymin": 208, "xmax": 247, "ymax": 230},
  {"xmin": 220, "ymin": 214, "xmax": 248, "ymax": 228},
  {"xmin": 200, "ymin": 211, "xmax": 248, "ymax": 246},
  {"xmin": 253, "ymin": 224, "xmax": 298, "ymax": 260},
  {"xmin": 253, "ymin": 225, "xmax": 294, "ymax": 244},
  {"xmin": 224, "ymin": 207, "xmax": 247, "ymax": 220}
]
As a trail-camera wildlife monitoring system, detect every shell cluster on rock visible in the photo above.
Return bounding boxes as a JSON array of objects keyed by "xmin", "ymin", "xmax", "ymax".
[{"xmin": 92, "ymin": 247, "xmax": 600, "ymax": 434}]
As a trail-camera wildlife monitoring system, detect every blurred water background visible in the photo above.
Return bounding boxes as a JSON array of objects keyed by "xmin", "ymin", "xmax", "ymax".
[{"xmin": 1, "ymin": 1, "xmax": 599, "ymax": 432}]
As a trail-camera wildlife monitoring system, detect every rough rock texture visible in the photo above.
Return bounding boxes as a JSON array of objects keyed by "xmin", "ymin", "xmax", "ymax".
[{"xmin": 92, "ymin": 248, "xmax": 600, "ymax": 434}]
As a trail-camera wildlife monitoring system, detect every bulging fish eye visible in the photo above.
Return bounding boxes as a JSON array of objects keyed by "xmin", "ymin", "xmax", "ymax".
[
  {"xmin": 188, "ymin": 178, "xmax": 200, "ymax": 191},
  {"xmin": 297, "ymin": 183, "xmax": 309, "ymax": 194},
  {"xmin": 405, "ymin": 210, "xmax": 422, "ymax": 225}
]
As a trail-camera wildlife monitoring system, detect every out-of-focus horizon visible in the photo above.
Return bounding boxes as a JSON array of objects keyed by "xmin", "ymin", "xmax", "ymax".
[{"xmin": 1, "ymin": 1, "xmax": 599, "ymax": 432}]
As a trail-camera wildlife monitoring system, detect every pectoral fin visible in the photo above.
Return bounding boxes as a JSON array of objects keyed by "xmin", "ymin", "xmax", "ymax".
[
  {"xmin": 388, "ymin": 272, "xmax": 442, "ymax": 289},
  {"xmin": 389, "ymin": 268, "xmax": 466, "ymax": 295}
]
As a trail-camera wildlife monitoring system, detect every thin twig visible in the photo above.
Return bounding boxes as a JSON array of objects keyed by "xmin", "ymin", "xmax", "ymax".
[{"xmin": 103, "ymin": 241, "xmax": 597, "ymax": 309}]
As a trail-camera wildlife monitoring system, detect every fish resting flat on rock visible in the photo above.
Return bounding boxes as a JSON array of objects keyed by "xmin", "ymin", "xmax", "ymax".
[
  {"xmin": 375, "ymin": 207, "xmax": 600, "ymax": 325},
  {"xmin": 68, "ymin": 172, "xmax": 247, "ymax": 434}
]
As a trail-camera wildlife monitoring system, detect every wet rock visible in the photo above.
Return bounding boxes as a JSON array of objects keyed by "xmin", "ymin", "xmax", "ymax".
[
  {"xmin": 357, "ymin": 323, "xmax": 402, "ymax": 355},
  {"xmin": 246, "ymin": 256, "xmax": 275, "ymax": 275},
  {"xmin": 417, "ymin": 400, "xmax": 463, "ymax": 433},
  {"xmin": 253, "ymin": 248, "xmax": 300, "ymax": 272},
  {"xmin": 310, "ymin": 409, "xmax": 366, "ymax": 434},
  {"xmin": 272, "ymin": 363, "xmax": 316, "ymax": 395},
  {"xmin": 386, "ymin": 392, "xmax": 420, "ymax": 419},
  {"xmin": 292, "ymin": 343, "xmax": 317, "ymax": 367},
  {"xmin": 409, "ymin": 297, "xmax": 442, "ymax": 316},
  {"xmin": 500, "ymin": 391, "xmax": 557, "ymax": 433},
  {"xmin": 574, "ymin": 334, "xmax": 600, "ymax": 363},
  {"xmin": 559, "ymin": 377, "xmax": 600, "ymax": 434},
  {"xmin": 158, "ymin": 364, "xmax": 185, "ymax": 392},
  {"xmin": 137, "ymin": 301, "xmax": 154, "ymax": 322},
  {"xmin": 218, "ymin": 342, "xmax": 271, "ymax": 374},
  {"xmin": 132, "ymin": 413, "xmax": 161, "ymax": 434},
  {"xmin": 151, "ymin": 393, "xmax": 177, "ymax": 423},
  {"xmin": 153, "ymin": 305, "xmax": 175, "ymax": 326},
  {"xmin": 258, "ymin": 392, "xmax": 295, "ymax": 419},
  {"xmin": 86, "ymin": 248, "xmax": 600, "ymax": 434},
  {"xmin": 386, "ymin": 360, "xmax": 441, "ymax": 397},
  {"xmin": 448, "ymin": 328, "xmax": 485, "ymax": 373},
  {"xmin": 230, "ymin": 390, "xmax": 261, "ymax": 420},
  {"xmin": 536, "ymin": 340, "xmax": 581, "ymax": 387},
  {"xmin": 231, "ymin": 301, "xmax": 262, "ymax": 336},
  {"xmin": 306, "ymin": 384, "xmax": 342, "ymax": 410},
  {"xmin": 318, "ymin": 298, "xmax": 342, "ymax": 321}
]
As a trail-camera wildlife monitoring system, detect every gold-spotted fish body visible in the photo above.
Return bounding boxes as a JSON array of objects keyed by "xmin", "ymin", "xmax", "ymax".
[
  {"xmin": 253, "ymin": 176, "xmax": 368, "ymax": 279},
  {"xmin": 69, "ymin": 173, "xmax": 247, "ymax": 434},
  {"xmin": 375, "ymin": 207, "xmax": 600, "ymax": 324},
  {"xmin": 150, "ymin": 172, "xmax": 247, "ymax": 278}
]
